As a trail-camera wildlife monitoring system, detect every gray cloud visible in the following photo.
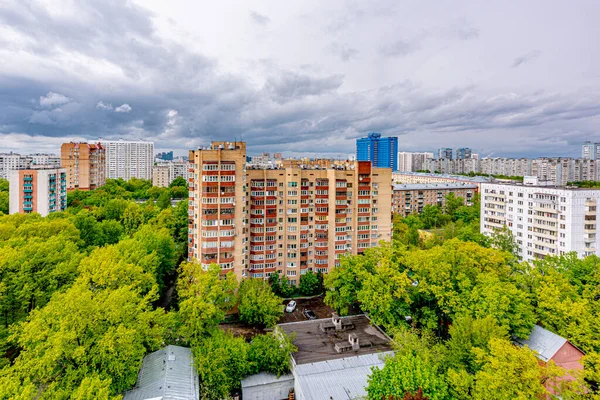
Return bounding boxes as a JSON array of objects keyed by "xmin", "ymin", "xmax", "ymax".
[
  {"xmin": 380, "ymin": 40, "xmax": 415, "ymax": 57},
  {"xmin": 512, "ymin": 50, "xmax": 541, "ymax": 68},
  {"xmin": 328, "ymin": 42, "xmax": 359, "ymax": 62},
  {"xmin": 0, "ymin": 0, "xmax": 598, "ymax": 159},
  {"xmin": 249, "ymin": 10, "xmax": 270, "ymax": 25}
]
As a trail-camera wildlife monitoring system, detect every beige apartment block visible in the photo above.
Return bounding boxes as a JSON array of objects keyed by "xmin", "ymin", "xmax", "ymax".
[
  {"xmin": 61, "ymin": 142, "xmax": 106, "ymax": 190},
  {"xmin": 188, "ymin": 142, "xmax": 249, "ymax": 279},
  {"xmin": 152, "ymin": 165, "xmax": 171, "ymax": 187},
  {"xmin": 188, "ymin": 142, "xmax": 392, "ymax": 283},
  {"xmin": 392, "ymin": 183, "xmax": 477, "ymax": 216}
]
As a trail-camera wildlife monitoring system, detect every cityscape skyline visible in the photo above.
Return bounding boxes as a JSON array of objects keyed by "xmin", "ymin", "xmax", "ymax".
[{"xmin": 1, "ymin": 1, "xmax": 600, "ymax": 158}]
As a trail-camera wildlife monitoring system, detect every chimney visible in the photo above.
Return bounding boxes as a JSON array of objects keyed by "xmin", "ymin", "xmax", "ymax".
[
  {"xmin": 332, "ymin": 313, "xmax": 342, "ymax": 331},
  {"xmin": 349, "ymin": 333, "xmax": 359, "ymax": 351}
]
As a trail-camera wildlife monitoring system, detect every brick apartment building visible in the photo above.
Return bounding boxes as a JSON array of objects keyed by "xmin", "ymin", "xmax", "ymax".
[
  {"xmin": 60, "ymin": 142, "xmax": 106, "ymax": 190},
  {"xmin": 188, "ymin": 142, "xmax": 392, "ymax": 282}
]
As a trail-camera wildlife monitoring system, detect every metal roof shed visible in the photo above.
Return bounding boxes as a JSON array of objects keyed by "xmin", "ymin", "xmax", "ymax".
[{"xmin": 123, "ymin": 345, "xmax": 199, "ymax": 400}]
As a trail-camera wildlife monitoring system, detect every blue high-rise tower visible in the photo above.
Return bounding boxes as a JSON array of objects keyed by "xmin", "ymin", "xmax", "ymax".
[{"xmin": 356, "ymin": 132, "xmax": 398, "ymax": 170}]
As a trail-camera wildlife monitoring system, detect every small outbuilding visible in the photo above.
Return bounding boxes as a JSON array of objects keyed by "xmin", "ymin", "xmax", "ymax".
[{"xmin": 123, "ymin": 345, "xmax": 199, "ymax": 400}]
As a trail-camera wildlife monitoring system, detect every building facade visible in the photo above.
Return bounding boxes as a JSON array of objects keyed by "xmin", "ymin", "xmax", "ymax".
[
  {"xmin": 456, "ymin": 148, "xmax": 472, "ymax": 160},
  {"xmin": 99, "ymin": 139, "xmax": 154, "ymax": 180},
  {"xmin": 152, "ymin": 161, "xmax": 190, "ymax": 187},
  {"xmin": 9, "ymin": 167, "xmax": 67, "ymax": 216},
  {"xmin": 397, "ymin": 152, "xmax": 434, "ymax": 172},
  {"xmin": 188, "ymin": 142, "xmax": 392, "ymax": 282},
  {"xmin": 392, "ymin": 183, "xmax": 477, "ymax": 216},
  {"xmin": 0, "ymin": 153, "xmax": 60, "ymax": 180},
  {"xmin": 481, "ymin": 178, "xmax": 600, "ymax": 262},
  {"xmin": 356, "ymin": 132, "xmax": 398, "ymax": 171},
  {"xmin": 582, "ymin": 141, "xmax": 600, "ymax": 160},
  {"xmin": 60, "ymin": 142, "xmax": 106, "ymax": 191},
  {"xmin": 392, "ymin": 171, "xmax": 491, "ymax": 189},
  {"xmin": 437, "ymin": 148, "xmax": 453, "ymax": 160}
]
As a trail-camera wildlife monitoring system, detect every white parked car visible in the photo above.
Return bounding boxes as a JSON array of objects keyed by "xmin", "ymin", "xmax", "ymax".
[{"xmin": 285, "ymin": 300, "xmax": 297, "ymax": 313}]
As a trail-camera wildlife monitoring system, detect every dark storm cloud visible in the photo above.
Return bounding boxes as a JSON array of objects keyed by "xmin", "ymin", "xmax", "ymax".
[{"xmin": 0, "ymin": 0, "xmax": 599, "ymax": 159}]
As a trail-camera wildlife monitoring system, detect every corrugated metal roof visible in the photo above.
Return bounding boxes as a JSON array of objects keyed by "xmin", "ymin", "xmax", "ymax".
[
  {"xmin": 294, "ymin": 351, "xmax": 393, "ymax": 400},
  {"xmin": 241, "ymin": 372, "xmax": 294, "ymax": 388},
  {"xmin": 123, "ymin": 345, "xmax": 199, "ymax": 400},
  {"xmin": 514, "ymin": 325, "xmax": 567, "ymax": 362}
]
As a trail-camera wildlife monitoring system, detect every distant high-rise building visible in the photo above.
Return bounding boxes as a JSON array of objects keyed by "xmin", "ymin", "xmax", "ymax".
[
  {"xmin": 437, "ymin": 148, "xmax": 453, "ymax": 160},
  {"xmin": 456, "ymin": 148, "xmax": 472, "ymax": 160},
  {"xmin": 582, "ymin": 142, "xmax": 600, "ymax": 160},
  {"xmin": 152, "ymin": 161, "xmax": 190, "ymax": 187},
  {"xmin": 1, "ymin": 153, "xmax": 60, "ymax": 180},
  {"xmin": 397, "ymin": 152, "xmax": 434, "ymax": 172},
  {"xmin": 356, "ymin": 132, "xmax": 398, "ymax": 170},
  {"xmin": 156, "ymin": 151, "xmax": 174, "ymax": 161},
  {"xmin": 61, "ymin": 142, "xmax": 106, "ymax": 191},
  {"xmin": 9, "ymin": 167, "xmax": 67, "ymax": 216},
  {"xmin": 99, "ymin": 139, "xmax": 154, "ymax": 180}
]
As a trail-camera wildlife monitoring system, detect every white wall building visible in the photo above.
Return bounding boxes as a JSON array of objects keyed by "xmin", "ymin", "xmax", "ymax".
[
  {"xmin": 0, "ymin": 153, "xmax": 61, "ymax": 180},
  {"xmin": 99, "ymin": 139, "xmax": 154, "ymax": 180},
  {"xmin": 397, "ymin": 152, "xmax": 434, "ymax": 172},
  {"xmin": 9, "ymin": 167, "xmax": 67, "ymax": 216},
  {"xmin": 481, "ymin": 177, "xmax": 600, "ymax": 262},
  {"xmin": 152, "ymin": 161, "xmax": 190, "ymax": 187}
]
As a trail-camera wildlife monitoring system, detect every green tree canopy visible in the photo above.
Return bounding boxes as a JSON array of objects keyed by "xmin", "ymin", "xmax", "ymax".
[{"xmin": 238, "ymin": 278, "xmax": 283, "ymax": 328}]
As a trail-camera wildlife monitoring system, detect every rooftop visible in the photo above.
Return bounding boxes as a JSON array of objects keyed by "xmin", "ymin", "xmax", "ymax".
[
  {"xmin": 393, "ymin": 183, "xmax": 478, "ymax": 191},
  {"xmin": 392, "ymin": 171, "xmax": 493, "ymax": 183},
  {"xmin": 278, "ymin": 314, "xmax": 392, "ymax": 365},
  {"xmin": 123, "ymin": 345, "xmax": 199, "ymax": 400},
  {"xmin": 514, "ymin": 325, "xmax": 568, "ymax": 362},
  {"xmin": 294, "ymin": 352, "xmax": 393, "ymax": 400}
]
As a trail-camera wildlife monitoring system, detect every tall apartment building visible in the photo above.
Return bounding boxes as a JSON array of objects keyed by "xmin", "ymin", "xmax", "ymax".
[
  {"xmin": 397, "ymin": 152, "xmax": 434, "ymax": 172},
  {"xmin": 9, "ymin": 167, "xmax": 67, "ymax": 216},
  {"xmin": 437, "ymin": 148, "xmax": 453, "ymax": 160},
  {"xmin": 356, "ymin": 132, "xmax": 398, "ymax": 171},
  {"xmin": 456, "ymin": 148, "xmax": 472, "ymax": 160},
  {"xmin": 189, "ymin": 142, "xmax": 392, "ymax": 282},
  {"xmin": 60, "ymin": 142, "xmax": 106, "ymax": 190},
  {"xmin": 99, "ymin": 139, "xmax": 154, "ymax": 180},
  {"xmin": 582, "ymin": 142, "xmax": 600, "ymax": 160},
  {"xmin": 152, "ymin": 161, "xmax": 190, "ymax": 187},
  {"xmin": 392, "ymin": 183, "xmax": 477, "ymax": 216},
  {"xmin": 481, "ymin": 177, "xmax": 600, "ymax": 262}
]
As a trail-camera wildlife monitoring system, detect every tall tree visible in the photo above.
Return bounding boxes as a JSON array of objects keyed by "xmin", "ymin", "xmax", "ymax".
[
  {"xmin": 177, "ymin": 263, "xmax": 237, "ymax": 340},
  {"xmin": 238, "ymin": 278, "xmax": 283, "ymax": 328}
]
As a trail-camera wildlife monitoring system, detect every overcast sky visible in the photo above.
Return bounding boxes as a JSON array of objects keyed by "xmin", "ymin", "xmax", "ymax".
[{"xmin": 1, "ymin": 0, "xmax": 599, "ymax": 158}]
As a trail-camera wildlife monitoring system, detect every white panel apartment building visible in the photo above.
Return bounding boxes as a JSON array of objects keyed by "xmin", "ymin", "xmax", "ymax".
[
  {"xmin": 481, "ymin": 177, "xmax": 600, "ymax": 262},
  {"xmin": 397, "ymin": 152, "xmax": 434, "ymax": 172},
  {"xmin": 99, "ymin": 139, "xmax": 154, "ymax": 180}
]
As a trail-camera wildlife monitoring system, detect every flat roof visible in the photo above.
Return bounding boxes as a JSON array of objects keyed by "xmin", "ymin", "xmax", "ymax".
[
  {"xmin": 278, "ymin": 314, "xmax": 392, "ymax": 365},
  {"xmin": 393, "ymin": 183, "xmax": 478, "ymax": 191}
]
